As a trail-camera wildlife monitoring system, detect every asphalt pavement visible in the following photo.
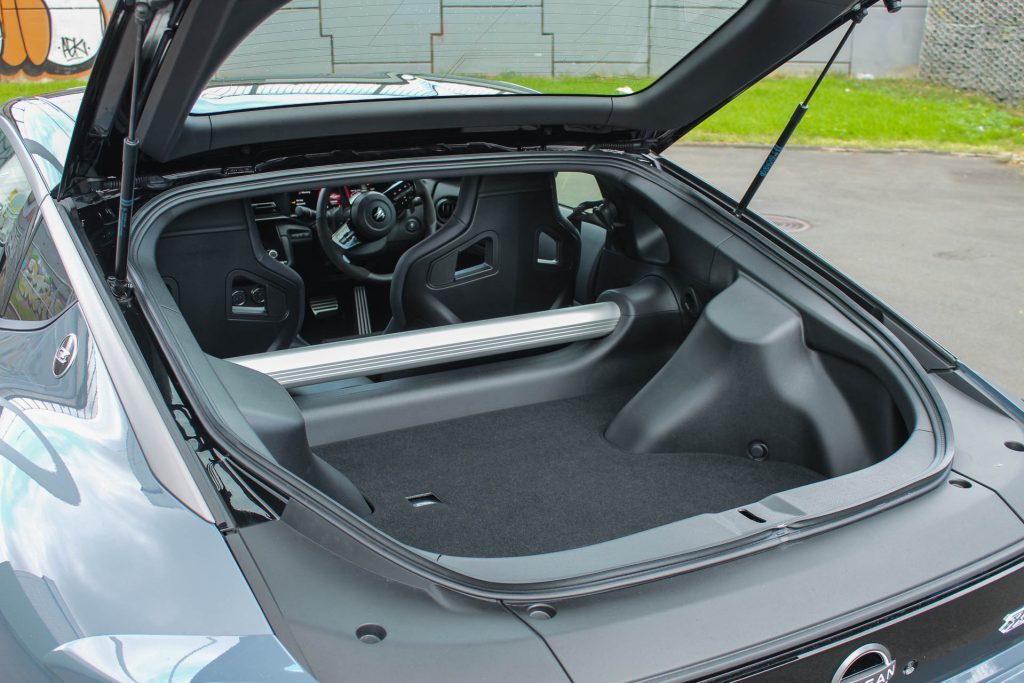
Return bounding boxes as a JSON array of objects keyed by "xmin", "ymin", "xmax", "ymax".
[{"xmin": 662, "ymin": 145, "xmax": 1024, "ymax": 397}]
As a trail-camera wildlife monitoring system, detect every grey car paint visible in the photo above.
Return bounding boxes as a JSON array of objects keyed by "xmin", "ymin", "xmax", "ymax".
[
  {"xmin": 0, "ymin": 304, "xmax": 309, "ymax": 681},
  {"xmin": 2, "ymin": 102, "xmax": 215, "ymax": 522},
  {"xmin": 0, "ymin": 118, "xmax": 312, "ymax": 680}
]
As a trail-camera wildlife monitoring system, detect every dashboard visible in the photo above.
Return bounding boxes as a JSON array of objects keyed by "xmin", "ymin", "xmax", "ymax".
[
  {"xmin": 251, "ymin": 180, "xmax": 450, "ymax": 225},
  {"xmin": 288, "ymin": 188, "xmax": 317, "ymax": 212},
  {"xmin": 248, "ymin": 179, "xmax": 460, "ymax": 269}
]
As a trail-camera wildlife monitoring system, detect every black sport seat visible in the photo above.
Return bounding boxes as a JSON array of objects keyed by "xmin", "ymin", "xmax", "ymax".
[
  {"xmin": 157, "ymin": 201, "xmax": 304, "ymax": 357},
  {"xmin": 387, "ymin": 173, "xmax": 581, "ymax": 332}
]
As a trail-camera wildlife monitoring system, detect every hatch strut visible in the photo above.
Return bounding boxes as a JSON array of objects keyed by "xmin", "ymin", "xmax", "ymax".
[
  {"xmin": 108, "ymin": 1, "xmax": 163, "ymax": 303},
  {"xmin": 733, "ymin": 5, "xmax": 886, "ymax": 216}
]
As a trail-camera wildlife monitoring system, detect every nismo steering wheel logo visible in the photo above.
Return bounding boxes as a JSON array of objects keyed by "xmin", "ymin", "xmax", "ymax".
[{"xmin": 832, "ymin": 643, "xmax": 897, "ymax": 683}]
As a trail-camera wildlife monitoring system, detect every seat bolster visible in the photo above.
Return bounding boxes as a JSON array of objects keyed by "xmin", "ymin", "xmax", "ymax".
[
  {"xmin": 389, "ymin": 177, "xmax": 481, "ymax": 330},
  {"xmin": 389, "ymin": 173, "xmax": 580, "ymax": 333}
]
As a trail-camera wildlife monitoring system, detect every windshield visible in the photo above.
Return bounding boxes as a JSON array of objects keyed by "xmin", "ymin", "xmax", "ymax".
[{"xmin": 195, "ymin": 0, "xmax": 746, "ymax": 114}]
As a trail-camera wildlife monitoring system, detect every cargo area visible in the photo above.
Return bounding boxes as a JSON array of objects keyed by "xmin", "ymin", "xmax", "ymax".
[{"xmin": 315, "ymin": 387, "xmax": 825, "ymax": 557}]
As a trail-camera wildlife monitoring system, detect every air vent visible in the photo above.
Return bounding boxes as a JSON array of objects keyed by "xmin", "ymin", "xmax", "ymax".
[
  {"xmin": 251, "ymin": 199, "xmax": 279, "ymax": 221},
  {"xmin": 435, "ymin": 197, "xmax": 457, "ymax": 224}
]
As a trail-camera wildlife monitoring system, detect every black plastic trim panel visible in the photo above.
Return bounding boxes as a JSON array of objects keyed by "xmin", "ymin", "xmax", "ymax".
[{"xmin": 125, "ymin": 150, "xmax": 951, "ymax": 599}]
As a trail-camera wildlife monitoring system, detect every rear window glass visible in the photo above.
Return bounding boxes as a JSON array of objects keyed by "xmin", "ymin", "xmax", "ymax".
[{"xmin": 195, "ymin": 0, "xmax": 746, "ymax": 114}]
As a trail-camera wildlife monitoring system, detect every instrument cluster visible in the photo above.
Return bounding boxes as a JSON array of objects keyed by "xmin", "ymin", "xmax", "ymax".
[{"xmin": 284, "ymin": 180, "xmax": 417, "ymax": 216}]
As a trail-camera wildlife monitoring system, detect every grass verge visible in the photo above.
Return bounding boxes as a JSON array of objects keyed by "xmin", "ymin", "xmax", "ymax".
[
  {"xmin": 0, "ymin": 80, "xmax": 87, "ymax": 101},
  {"xmin": 508, "ymin": 75, "xmax": 1024, "ymax": 155}
]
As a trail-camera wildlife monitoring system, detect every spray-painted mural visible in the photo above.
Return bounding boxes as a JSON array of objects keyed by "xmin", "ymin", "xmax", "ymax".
[{"xmin": 0, "ymin": 0, "xmax": 107, "ymax": 79}]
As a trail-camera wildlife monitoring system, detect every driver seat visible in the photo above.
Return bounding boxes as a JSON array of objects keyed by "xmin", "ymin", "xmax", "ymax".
[{"xmin": 387, "ymin": 173, "xmax": 580, "ymax": 332}]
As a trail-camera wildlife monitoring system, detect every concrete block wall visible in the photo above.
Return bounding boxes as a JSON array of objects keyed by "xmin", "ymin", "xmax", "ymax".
[
  {"xmin": 220, "ymin": 0, "xmax": 752, "ymax": 79},
  {"xmin": 779, "ymin": 1, "xmax": 928, "ymax": 77},
  {"xmin": 0, "ymin": 0, "xmax": 927, "ymax": 82},
  {"xmin": 217, "ymin": 0, "xmax": 928, "ymax": 81}
]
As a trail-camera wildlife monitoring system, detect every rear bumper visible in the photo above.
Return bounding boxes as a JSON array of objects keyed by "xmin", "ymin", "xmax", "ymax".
[
  {"xmin": 708, "ymin": 551, "xmax": 1024, "ymax": 682},
  {"xmin": 946, "ymin": 638, "xmax": 1024, "ymax": 683}
]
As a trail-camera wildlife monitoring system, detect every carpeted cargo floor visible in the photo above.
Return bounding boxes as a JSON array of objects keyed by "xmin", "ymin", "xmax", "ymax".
[{"xmin": 315, "ymin": 388, "xmax": 824, "ymax": 557}]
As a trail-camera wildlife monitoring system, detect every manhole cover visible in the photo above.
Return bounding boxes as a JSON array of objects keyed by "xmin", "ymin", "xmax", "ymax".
[{"xmin": 762, "ymin": 214, "xmax": 811, "ymax": 233}]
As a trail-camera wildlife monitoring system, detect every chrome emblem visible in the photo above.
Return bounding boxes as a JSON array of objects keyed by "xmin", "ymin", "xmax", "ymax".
[
  {"xmin": 52, "ymin": 334, "xmax": 78, "ymax": 378},
  {"xmin": 1001, "ymin": 606, "xmax": 1024, "ymax": 634},
  {"xmin": 372, "ymin": 206, "xmax": 387, "ymax": 222},
  {"xmin": 832, "ymin": 644, "xmax": 897, "ymax": 683}
]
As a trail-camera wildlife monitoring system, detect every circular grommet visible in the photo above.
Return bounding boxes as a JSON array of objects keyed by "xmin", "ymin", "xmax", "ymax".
[
  {"xmin": 356, "ymin": 624, "xmax": 387, "ymax": 644},
  {"xmin": 682, "ymin": 287, "xmax": 701, "ymax": 318},
  {"xmin": 527, "ymin": 604, "xmax": 556, "ymax": 620},
  {"xmin": 747, "ymin": 440, "xmax": 769, "ymax": 461}
]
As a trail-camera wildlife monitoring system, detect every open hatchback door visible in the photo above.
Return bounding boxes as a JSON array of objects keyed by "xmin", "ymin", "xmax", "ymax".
[
  {"xmin": 60, "ymin": 0, "xmax": 879, "ymax": 188},
  {"xmin": 29, "ymin": 0, "xmax": 1024, "ymax": 679}
]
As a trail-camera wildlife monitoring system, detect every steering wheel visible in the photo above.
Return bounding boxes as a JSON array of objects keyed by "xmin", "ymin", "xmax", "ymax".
[{"xmin": 315, "ymin": 180, "xmax": 436, "ymax": 283}]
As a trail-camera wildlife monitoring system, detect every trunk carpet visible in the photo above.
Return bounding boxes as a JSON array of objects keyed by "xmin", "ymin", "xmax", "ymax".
[{"xmin": 315, "ymin": 388, "xmax": 824, "ymax": 557}]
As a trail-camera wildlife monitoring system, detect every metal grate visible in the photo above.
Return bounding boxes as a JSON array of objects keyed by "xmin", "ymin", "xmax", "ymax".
[{"xmin": 919, "ymin": 0, "xmax": 1024, "ymax": 105}]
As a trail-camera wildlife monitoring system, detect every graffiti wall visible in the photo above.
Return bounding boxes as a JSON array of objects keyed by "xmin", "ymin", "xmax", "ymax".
[{"xmin": 0, "ymin": 0, "xmax": 107, "ymax": 80}]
